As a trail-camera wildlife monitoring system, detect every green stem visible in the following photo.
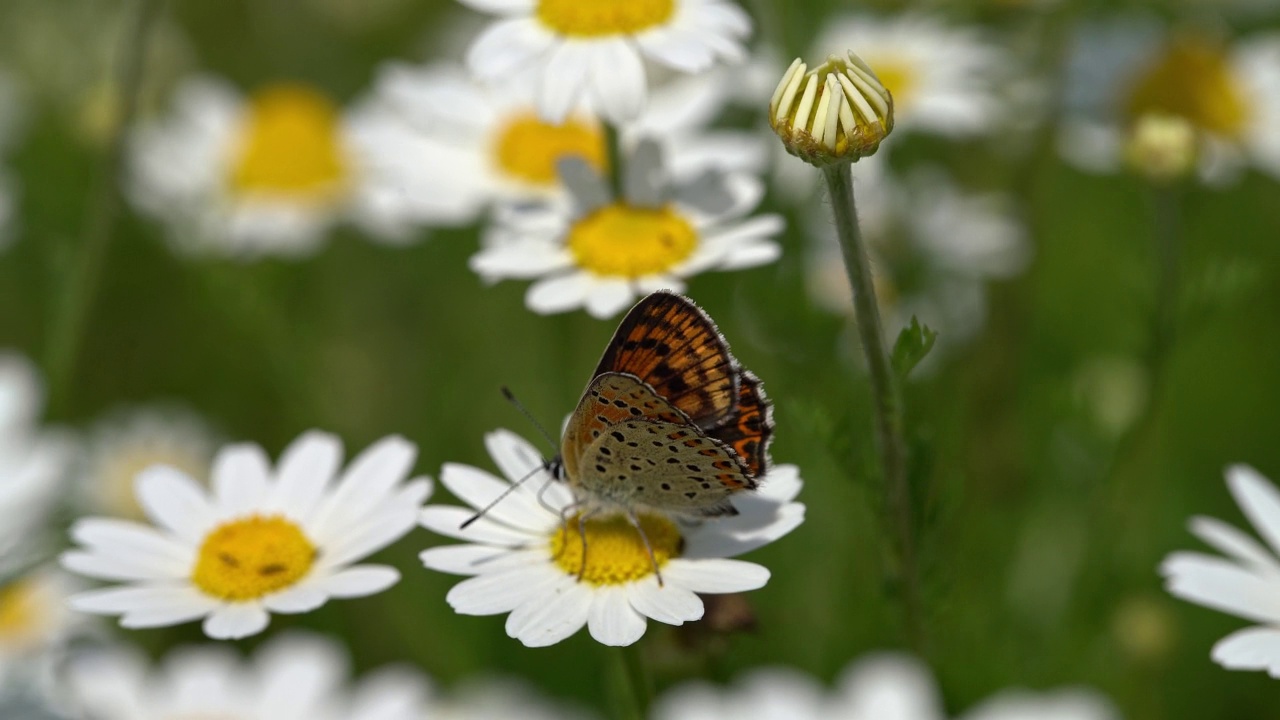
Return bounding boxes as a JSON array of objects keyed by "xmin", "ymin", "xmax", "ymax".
[
  {"xmin": 45, "ymin": 0, "xmax": 163, "ymax": 415},
  {"xmin": 821, "ymin": 161, "xmax": 924, "ymax": 654},
  {"xmin": 609, "ymin": 643, "xmax": 652, "ymax": 720},
  {"xmin": 603, "ymin": 122, "xmax": 625, "ymax": 199}
]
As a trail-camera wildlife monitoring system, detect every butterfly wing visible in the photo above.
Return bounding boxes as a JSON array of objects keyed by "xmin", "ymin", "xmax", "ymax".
[
  {"xmin": 705, "ymin": 370, "xmax": 774, "ymax": 477},
  {"xmin": 591, "ymin": 291, "xmax": 740, "ymax": 428},
  {"xmin": 560, "ymin": 373, "xmax": 692, "ymax": 485}
]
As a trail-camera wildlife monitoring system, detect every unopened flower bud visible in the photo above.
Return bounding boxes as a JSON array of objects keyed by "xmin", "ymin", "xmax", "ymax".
[
  {"xmin": 1124, "ymin": 113, "xmax": 1198, "ymax": 183},
  {"xmin": 769, "ymin": 52, "xmax": 894, "ymax": 167}
]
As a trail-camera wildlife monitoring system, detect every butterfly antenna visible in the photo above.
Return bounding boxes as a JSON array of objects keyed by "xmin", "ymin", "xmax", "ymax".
[
  {"xmin": 501, "ymin": 386, "xmax": 559, "ymax": 452},
  {"xmin": 460, "ymin": 463, "xmax": 549, "ymax": 529}
]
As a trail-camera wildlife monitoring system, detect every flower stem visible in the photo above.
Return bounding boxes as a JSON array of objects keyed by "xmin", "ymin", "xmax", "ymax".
[
  {"xmin": 821, "ymin": 162, "xmax": 924, "ymax": 653},
  {"xmin": 603, "ymin": 122, "xmax": 625, "ymax": 198},
  {"xmin": 45, "ymin": 0, "xmax": 163, "ymax": 415},
  {"xmin": 608, "ymin": 643, "xmax": 652, "ymax": 720}
]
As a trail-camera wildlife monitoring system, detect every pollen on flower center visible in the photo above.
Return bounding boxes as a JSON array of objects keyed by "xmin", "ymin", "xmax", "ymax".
[
  {"xmin": 0, "ymin": 579, "xmax": 45, "ymax": 643},
  {"xmin": 493, "ymin": 112, "xmax": 607, "ymax": 186},
  {"xmin": 1125, "ymin": 36, "xmax": 1251, "ymax": 140},
  {"xmin": 229, "ymin": 84, "xmax": 350, "ymax": 199},
  {"xmin": 567, "ymin": 203, "xmax": 698, "ymax": 278},
  {"xmin": 191, "ymin": 515, "xmax": 316, "ymax": 601},
  {"xmin": 537, "ymin": 0, "xmax": 675, "ymax": 37},
  {"xmin": 550, "ymin": 513, "xmax": 683, "ymax": 585}
]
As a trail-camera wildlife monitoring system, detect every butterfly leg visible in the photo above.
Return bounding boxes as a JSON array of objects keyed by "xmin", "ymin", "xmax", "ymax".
[
  {"xmin": 551, "ymin": 499, "xmax": 585, "ymax": 565},
  {"xmin": 574, "ymin": 507, "xmax": 599, "ymax": 583},
  {"xmin": 625, "ymin": 510, "xmax": 665, "ymax": 588}
]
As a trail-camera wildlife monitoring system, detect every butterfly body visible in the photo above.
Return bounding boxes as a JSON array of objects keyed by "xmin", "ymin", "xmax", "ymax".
[{"xmin": 558, "ymin": 292, "xmax": 774, "ymax": 520}]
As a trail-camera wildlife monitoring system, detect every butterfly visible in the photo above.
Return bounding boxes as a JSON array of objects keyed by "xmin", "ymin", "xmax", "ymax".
[{"xmin": 553, "ymin": 290, "xmax": 774, "ymax": 521}]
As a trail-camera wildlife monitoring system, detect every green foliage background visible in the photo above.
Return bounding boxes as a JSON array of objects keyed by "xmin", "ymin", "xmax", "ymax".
[{"xmin": 2, "ymin": 0, "xmax": 1279, "ymax": 717}]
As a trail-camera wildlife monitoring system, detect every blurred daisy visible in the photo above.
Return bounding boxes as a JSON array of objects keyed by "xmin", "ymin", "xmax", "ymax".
[
  {"xmin": 653, "ymin": 653, "xmax": 1118, "ymax": 720},
  {"xmin": 63, "ymin": 632, "xmax": 431, "ymax": 720},
  {"xmin": 1059, "ymin": 23, "xmax": 1280, "ymax": 183},
  {"xmin": 459, "ymin": 0, "xmax": 751, "ymax": 123},
  {"xmin": 61, "ymin": 431, "xmax": 431, "ymax": 639},
  {"xmin": 419, "ymin": 429, "xmax": 804, "ymax": 648},
  {"xmin": 0, "ymin": 352, "xmax": 73, "ymax": 564},
  {"xmin": 1160, "ymin": 464, "xmax": 1280, "ymax": 677},
  {"xmin": 469, "ymin": 139, "xmax": 783, "ymax": 319},
  {"xmin": 78, "ymin": 405, "xmax": 218, "ymax": 520},
  {"xmin": 128, "ymin": 76, "xmax": 455, "ymax": 258},
  {"xmin": 0, "ymin": 568, "xmax": 84, "ymax": 691}
]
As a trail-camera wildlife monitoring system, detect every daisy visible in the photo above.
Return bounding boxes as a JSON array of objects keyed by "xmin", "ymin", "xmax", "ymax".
[
  {"xmin": 418, "ymin": 428, "xmax": 804, "ymax": 648},
  {"xmin": 653, "ymin": 653, "xmax": 1118, "ymax": 720},
  {"xmin": 1160, "ymin": 464, "xmax": 1280, "ymax": 677},
  {"xmin": 1059, "ymin": 22, "xmax": 1280, "ymax": 183},
  {"xmin": 77, "ymin": 405, "xmax": 218, "ymax": 520},
  {"xmin": 469, "ymin": 139, "xmax": 783, "ymax": 319},
  {"xmin": 60, "ymin": 430, "xmax": 431, "ymax": 640},
  {"xmin": 458, "ymin": 0, "xmax": 752, "ymax": 124},
  {"xmin": 61, "ymin": 631, "xmax": 431, "ymax": 720},
  {"xmin": 0, "ymin": 567, "xmax": 85, "ymax": 691},
  {"xmin": 126, "ymin": 75, "xmax": 462, "ymax": 259}
]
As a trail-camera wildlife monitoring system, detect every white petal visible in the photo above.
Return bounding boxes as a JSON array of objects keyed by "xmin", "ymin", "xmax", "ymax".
[
  {"xmin": 470, "ymin": 241, "xmax": 575, "ymax": 281},
  {"xmin": 467, "ymin": 18, "xmax": 556, "ymax": 80},
  {"xmin": 210, "ymin": 443, "xmax": 272, "ymax": 516},
  {"xmin": 315, "ymin": 565, "xmax": 401, "ymax": 597},
  {"xmin": 319, "ymin": 480, "xmax": 429, "ymax": 568},
  {"xmin": 440, "ymin": 462, "xmax": 556, "ymax": 534},
  {"xmin": 262, "ymin": 581, "xmax": 329, "ymax": 613},
  {"xmin": 589, "ymin": 40, "xmax": 646, "ymax": 123},
  {"xmin": 1227, "ymin": 464, "xmax": 1280, "ymax": 558},
  {"xmin": 269, "ymin": 430, "xmax": 342, "ymax": 518},
  {"xmin": 506, "ymin": 577, "xmax": 593, "ymax": 646},
  {"xmin": 1211, "ymin": 626, "xmax": 1280, "ymax": 677},
  {"xmin": 135, "ymin": 466, "xmax": 219, "ymax": 544},
  {"xmin": 70, "ymin": 584, "xmax": 217, "ymax": 619},
  {"xmin": 526, "ymin": 272, "xmax": 594, "ymax": 314},
  {"xmin": 584, "ymin": 278, "xmax": 637, "ymax": 319},
  {"xmin": 539, "ymin": 41, "xmax": 594, "ymax": 123},
  {"xmin": 1161, "ymin": 551, "xmax": 1280, "ymax": 624},
  {"xmin": 636, "ymin": 27, "xmax": 716, "ymax": 73},
  {"xmin": 202, "ymin": 603, "xmax": 271, "ymax": 639},
  {"xmin": 446, "ymin": 564, "xmax": 563, "ymax": 615},
  {"xmin": 309, "ymin": 435, "xmax": 417, "ymax": 537},
  {"xmin": 68, "ymin": 517, "xmax": 194, "ymax": 570},
  {"xmin": 627, "ymin": 578, "xmax": 705, "ymax": 624},
  {"xmin": 1190, "ymin": 515, "xmax": 1280, "ymax": 573},
  {"xmin": 456, "ymin": 0, "xmax": 535, "ymax": 13},
  {"xmin": 60, "ymin": 549, "xmax": 185, "ymax": 582},
  {"xmin": 662, "ymin": 558, "xmax": 770, "ymax": 593},
  {"xmin": 419, "ymin": 505, "xmax": 538, "ymax": 545},
  {"xmin": 420, "ymin": 544, "xmax": 544, "ymax": 575},
  {"xmin": 588, "ymin": 585, "xmax": 648, "ymax": 645}
]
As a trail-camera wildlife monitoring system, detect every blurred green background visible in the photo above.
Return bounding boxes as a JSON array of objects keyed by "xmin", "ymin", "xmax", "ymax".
[{"xmin": 2, "ymin": 0, "xmax": 1280, "ymax": 718}]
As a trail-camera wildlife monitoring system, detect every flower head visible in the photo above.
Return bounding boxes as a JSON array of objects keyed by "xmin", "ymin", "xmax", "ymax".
[
  {"xmin": 770, "ymin": 52, "xmax": 894, "ymax": 167},
  {"xmin": 469, "ymin": 139, "xmax": 782, "ymax": 319},
  {"xmin": 419, "ymin": 429, "xmax": 803, "ymax": 647},
  {"xmin": 0, "ymin": 567, "xmax": 84, "ymax": 691},
  {"xmin": 1161, "ymin": 464, "xmax": 1280, "ymax": 677},
  {"xmin": 1123, "ymin": 113, "xmax": 1198, "ymax": 183},
  {"xmin": 61, "ymin": 431, "xmax": 431, "ymax": 639}
]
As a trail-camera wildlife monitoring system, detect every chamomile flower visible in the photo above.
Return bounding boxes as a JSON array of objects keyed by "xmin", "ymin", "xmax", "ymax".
[
  {"xmin": 0, "ymin": 567, "xmax": 84, "ymax": 691},
  {"xmin": 61, "ymin": 431, "xmax": 431, "ymax": 640},
  {"xmin": 1160, "ymin": 464, "xmax": 1280, "ymax": 677},
  {"xmin": 419, "ymin": 429, "xmax": 804, "ymax": 648},
  {"xmin": 458, "ymin": 0, "xmax": 752, "ymax": 124},
  {"xmin": 127, "ymin": 76, "xmax": 453, "ymax": 259},
  {"xmin": 469, "ymin": 139, "xmax": 783, "ymax": 319},
  {"xmin": 77, "ymin": 405, "xmax": 218, "ymax": 520},
  {"xmin": 62, "ymin": 632, "xmax": 432, "ymax": 720},
  {"xmin": 653, "ymin": 654, "xmax": 1118, "ymax": 720},
  {"xmin": 1059, "ymin": 22, "xmax": 1280, "ymax": 183}
]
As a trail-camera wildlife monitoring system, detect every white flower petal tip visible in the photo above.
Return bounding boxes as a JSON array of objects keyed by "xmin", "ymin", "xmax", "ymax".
[
  {"xmin": 418, "ymin": 429, "xmax": 805, "ymax": 647},
  {"xmin": 770, "ymin": 52, "xmax": 894, "ymax": 166},
  {"xmin": 60, "ymin": 430, "xmax": 422, "ymax": 639}
]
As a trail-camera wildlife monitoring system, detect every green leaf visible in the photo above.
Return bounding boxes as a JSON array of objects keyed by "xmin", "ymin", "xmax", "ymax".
[{"xmin": 892, "ymin": 316, "xmax": 938, "ymax": 380}]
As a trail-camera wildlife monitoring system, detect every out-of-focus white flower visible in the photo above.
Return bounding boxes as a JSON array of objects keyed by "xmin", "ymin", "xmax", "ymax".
[
  {"xmin": 419, "ymin": 429, "xmax": 804, "ymax": 647},
  {"xmin": 470, "ymin": 139, "xmax": 782, "ymax": 319},
  {"xmin": 127, "ymin": 76, "xmax": 463, "ymax": 259},
  {"xmin": 0, "ymin": 568, "xmax": 85, "ymax": 693},
  {"xmin": 1161, "ymin": 464, "xmax": 1280, "ymax": 677},
  {"xmin": 806, "ymin": 164, "xmax": 1029, "ymax": 353},
  {"xmin": 61, "ymin": 632, "xmax": 431, "ymax": 720},
  {"xmin": 1059, "ymin": 22, "xmax": 1280, "ymax": 184},
  {"xmin": 77, "ymin": 405, "xmax": 218, "ymax": 521},
  {"xmin": 61, "ymin": 431, "xmax": 431, "ymax": 639},
  {"xmin": 653, "ymin": 653, "xmax": 1119, "ymax": 720},
  {"xmin": 457, "ymin": 0, "xmax": 751, "ymax": 124}
]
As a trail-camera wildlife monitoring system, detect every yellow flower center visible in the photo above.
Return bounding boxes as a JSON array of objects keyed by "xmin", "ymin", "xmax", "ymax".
[
  {"xmin": 568, "ymin": 203, "xmax": 698, "ymax": 278},
  {"xmin": 0, "ymin": 579, "xmax": 46, "ymax": 647},
  {"xmin": 229, "ymin": 84, "xmax": 350, "ymax": 200},
  {"xmin": 191, "ymin": 515, "xmax": 316, "ymax": 600},
  {"xmin": 492, "ymin": 112, "xmax": 607, "ymax": 186},
  {"xmin": 1125, "ymin": 36, "xmax": 1251, "ymax": 140},
  {"xmin": 537, "ymin": 0, "xmax": 675, "ymax": 37},
  {"xmin": 551, "ymin": 512, "xmax": 683, "ymax": 585},
  {"xmin": 866, "ymin": 58, "xmax": 918, "ymax": 111}
]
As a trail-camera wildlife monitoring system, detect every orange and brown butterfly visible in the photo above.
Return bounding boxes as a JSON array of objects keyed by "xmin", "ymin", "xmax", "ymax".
[{"xmin": 555, "ymin": 290, "xmax": 774, "ymax": 519}]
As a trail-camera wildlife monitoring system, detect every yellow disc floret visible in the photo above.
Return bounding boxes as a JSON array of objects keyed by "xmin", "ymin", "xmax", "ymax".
[
  {"xmin": 493, "ymin": 112, "xmax": 607, "ymax": 186},
  {"xmin": 0, "ymin": 578, "xmax": 47, "ymax": 647},
  {"xmin": 229, "ymin": 84, "xmax": 350, "ymax": 200},
  {"xmin": 568, "ymin": 203, "xmax": 698, "ymax": 278},
  {"xmin": 551, "ymin": 513, "xmax": 682, "ymax": 585},
  {"xmin": 537, "ymin": 0, "xmax": 675, "ymax": 37},
  {"xmin": 1125, "ymin": 36, "xmax": 1250, "ymax": 140},
  {"xmin": 192, "ymin": 515, "xmax": 316, "ymax": 601}
]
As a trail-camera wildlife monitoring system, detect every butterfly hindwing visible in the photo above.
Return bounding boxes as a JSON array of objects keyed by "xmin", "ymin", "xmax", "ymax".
[
  {"xmin": 706, "ymin": 370, "xmax": 774, "ymax": 477},
  {"xmin": 560, "ymin": 373, "xmax": 692, "ymax": 485}
]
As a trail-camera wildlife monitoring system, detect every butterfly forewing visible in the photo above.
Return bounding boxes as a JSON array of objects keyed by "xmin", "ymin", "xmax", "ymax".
[
  {"xmin": 706, "ymin": 370, "xmax": 774, "ymax": 477},
  {"xmin": 591, "ymin": 291, "xmax": 740, "ymax": 427}
]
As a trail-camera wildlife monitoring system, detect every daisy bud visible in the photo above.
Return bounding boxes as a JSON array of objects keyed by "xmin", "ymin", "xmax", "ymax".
[
  {"xmin": 1124, "ymin": 113, "xmax": 1198, "ymax": 183},
  {"xmin": 769, "ymin": 52, "xmax": 894, "ymax": 167}
]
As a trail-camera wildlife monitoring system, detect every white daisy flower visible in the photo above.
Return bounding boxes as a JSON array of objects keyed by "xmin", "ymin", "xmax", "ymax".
[
  {"xmin": 77, "ymin": 405, "xmax": 218, "ymax": 521},
  {"xmin": 0, "ymin": 567, "xmax": 85, "ymax": 692},
  {"xmin": 61, "ymin": 631, "xmax": 431, "ymax": 720},
  {"xmin": 1059, "ymin": 22, "xmax": 1280, "ymax": 184},
  {"xmin": 653, "ymin": 654, "xmax": 1119, "ymax": 720},
  {"xmin": 418, "ymin": 429, "xmax": 804, "ymax": 648},
  {"xmin": 458, "ymin": 0, "xmax": 752, "ymax": 124},
  {"xmin": 60, "ymin": 430, "xmax": 431, "ymax": 640},
  {"xmin": 127, "ymin": 76, "xmax": 455, "ymax": 259},
  {"xmin": 1160, "ymin": 464, "xmax": 1280, "ymax": 677},
  {"xmin": 469, "ymin": 139, "xmax": 783, "ymax": 319}
]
